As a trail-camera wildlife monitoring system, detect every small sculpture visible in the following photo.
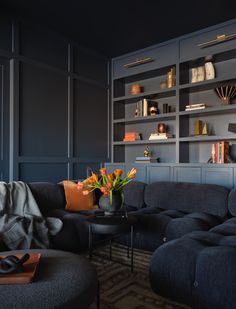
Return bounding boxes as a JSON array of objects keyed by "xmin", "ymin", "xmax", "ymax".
[
  {"xmin": 215, "ymin": 85, "xmax": 236, "ymax": 105},
  {"xmin": 157, "ymin": 123, "xmax": 166, "ymax": 133},
  {"xmin": 143, "ymin": 146, "xmax": 150, "ymax": 157},
  {"xmin": 130, "ymin": 84, "xmax": 142, "ymax": 95}
]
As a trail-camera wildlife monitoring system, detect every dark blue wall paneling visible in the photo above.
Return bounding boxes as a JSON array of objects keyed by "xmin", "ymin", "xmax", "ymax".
[{"xmin": 0, "ymin": 12, "xmax": 109, "ymax": 183}]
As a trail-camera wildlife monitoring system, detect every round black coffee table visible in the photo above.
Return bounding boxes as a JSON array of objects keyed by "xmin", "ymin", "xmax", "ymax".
[{"xmin": 86, "ymin": 215, "xmax": 137, "ymax": 272}]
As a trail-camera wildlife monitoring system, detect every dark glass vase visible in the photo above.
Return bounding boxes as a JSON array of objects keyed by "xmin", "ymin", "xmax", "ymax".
[{"xmin": 99, "ymin": 191, "xmax": 123, "ymax": 215}]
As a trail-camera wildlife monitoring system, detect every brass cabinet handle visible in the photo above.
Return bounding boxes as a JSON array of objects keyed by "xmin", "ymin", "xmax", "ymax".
[
  {"xmin": 197, "ymin": 33, "xmax": 236, "ymax": 48},
  {"xmin": 123, "ymin": 57, "xmax": 154, "ymax": 68}
]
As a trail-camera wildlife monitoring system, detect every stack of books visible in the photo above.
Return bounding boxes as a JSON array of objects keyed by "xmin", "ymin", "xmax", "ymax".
[
  {"xmin": 185, "ymin": 103, "xmax": 208, "ymax": 111},
  {"xmin": 149, "ymin": 133, "xmax": 173, "ymax": 140},
  {"xmin": 211, "ymin": 141, "xmax": 230, "ymax": 163},
  {"xmin": 135, "ymin": 156, "xmax": 158, "ymax": 163},
  {"xmin": 123, "ymin": 132, "xmax": 141, "ymax": 142}
]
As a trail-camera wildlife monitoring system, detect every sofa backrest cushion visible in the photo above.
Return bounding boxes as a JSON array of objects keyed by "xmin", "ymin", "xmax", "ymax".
[
  {"xmin": 123, "ymin": 181, "xmax": 147, "ymax": 209},
  {"xmin": 28, "ymin": 182, "xmax": 66, "ymax": 214},
  {"xmin": 228, "ymin": 188, "xmax": 236, "ymax": 216},
  {"xmin": 144, "ymin": 182, "xmax": 229, "ymax": 217}
]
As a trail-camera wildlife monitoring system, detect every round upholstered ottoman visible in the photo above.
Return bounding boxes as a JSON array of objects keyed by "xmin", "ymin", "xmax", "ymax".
[{"xmin": 0, "ymin": 249, "xmax": 98, "ymax": 309}]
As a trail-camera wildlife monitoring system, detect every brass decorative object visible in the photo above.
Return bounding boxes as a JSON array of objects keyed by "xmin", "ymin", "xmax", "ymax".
[
  {"xmin": 143, "ymin": 146, "xmax": 150, "ymax": 157},
  {"xmin": 166, "ymin": 67, "xmax": 176, "ymax": 88},
  {"xmin": 215, "ymin": 85, "xmax": 236, "ymax": 105},
  {"xmin": 202, "ymin": 123, "xmax": 208, "ymax": 135},
  {"xmin": 194, "ymin": 120, "xmax": 208, "ymax": 135},
  {"xmin": 123, "ymin": 57, "xmax": 154, "ymax": 68},
  {"xmin": 194, "ymin": 120, "xmax": 202, "ymax": 135},
  {"xmin": 197, "ymin": 33, "xmax": 236, "ymax": 48}
]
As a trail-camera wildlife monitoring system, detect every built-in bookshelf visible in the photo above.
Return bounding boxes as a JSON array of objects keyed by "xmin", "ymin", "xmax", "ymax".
[{"xmin": 111, "ymin": 19, "xmax": 236, "ymax": 168}]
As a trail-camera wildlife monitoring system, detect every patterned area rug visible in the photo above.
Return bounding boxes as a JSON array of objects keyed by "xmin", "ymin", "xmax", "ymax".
[{"xmin": 89, "ymin": 244, "xmax": 191, "ymax": 309}]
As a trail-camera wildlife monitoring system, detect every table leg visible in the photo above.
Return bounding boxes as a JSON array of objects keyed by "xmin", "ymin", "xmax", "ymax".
[
  {"xmin": 131, "ymin": 225, "xmax": 134, "ymax": 272},
  {"xmin": 89, "ymin": 224, "xmax": 92, "ymax": 260},
  {"xmin": 96, "ymin": 280, "xmax": 100, "ymax": 309},
  {"xmin": 109, "ymin": 239, "xmax": 112, "ymax": 260}
]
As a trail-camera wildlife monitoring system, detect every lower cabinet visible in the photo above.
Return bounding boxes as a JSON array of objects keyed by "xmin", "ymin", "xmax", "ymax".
[
  {"xmin": 147, "ymin": 166, "xmax": 171, "ymax": 183},
  {"xmin": 173, "ymin": 167, "xmax": 201, "ymax": 183},
  {"xmin": 202, "ymin": 167, "xmax": 233, "ymax": 189},
  {"xmin": 104, "ymin": 163, "xmax": 236, "ymax": 188}
]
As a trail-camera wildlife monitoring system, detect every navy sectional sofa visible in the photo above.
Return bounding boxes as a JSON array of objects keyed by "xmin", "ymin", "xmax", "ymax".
[
  {"xmin": 150, "ymin": 187, "xmax": 236, "ymax": 309},
  {"xmin": 26, "ymin": 180, "xmax": 236, "ymax": 308}
]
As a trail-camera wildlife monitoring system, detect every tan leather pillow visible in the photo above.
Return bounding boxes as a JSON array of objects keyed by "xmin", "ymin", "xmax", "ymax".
[{"xmin": 63, "ymin": 180, "xmax": 97, "ymax": 211}]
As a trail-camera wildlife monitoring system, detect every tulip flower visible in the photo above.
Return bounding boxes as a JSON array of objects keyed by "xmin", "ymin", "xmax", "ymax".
[
  {"xmin": 106, "ymin": 182, "xmax": 113, "ymax": 189},
  {"xmin": 82, "ymin": 190, "xmax": 90, "ymax": 195},
  {"xmin": 114, "ymin": 169, "xmax": 123, "ymax": 177},
  {"xmin": 77, "ymin": 182, "xmax": 84, "ymax": 190},
  {"xmin": 100, "ymin": 168, "xmax": 107, "ymax": 175},
  {"xmin": 107, "ymin": 173, "xmax": 114, "ymax": 181},
  {"xmin": 127, "ymin": 168, "xmax": 137, "ymax": 179},
  {"xmin": 100, "ymin": 186, "xmax": 107, "ymax": 193}
]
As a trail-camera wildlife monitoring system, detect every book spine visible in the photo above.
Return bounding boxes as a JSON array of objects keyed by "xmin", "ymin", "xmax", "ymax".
[{"xmin": 143, "ymin": 99, "xmax": 148, "ymax": 117}]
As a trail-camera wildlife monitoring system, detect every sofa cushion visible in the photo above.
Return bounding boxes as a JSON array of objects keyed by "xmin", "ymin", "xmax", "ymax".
[
  {"xmin": 122, "ymin": 181, "xmax": 147, "ymax": 209},
  {"xmin": 227, "ymin": 188, "xmax": 236, "ymax": 216},
  {"xmin": 144, "ymin": 182, "xmax": 229, "ymax": 217},
  {"xmin": 28, "ymin": 182, "xmax": 66, "ymax": 214},
  {"xmin": 63, "ymin": 180, "xmax": 97, "ymax": 211}
]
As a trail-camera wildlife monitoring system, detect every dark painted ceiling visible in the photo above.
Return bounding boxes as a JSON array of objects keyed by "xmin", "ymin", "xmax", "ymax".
[{"xmin": 1, "ymin": 0, "xmax": 236, "ymax": 57}]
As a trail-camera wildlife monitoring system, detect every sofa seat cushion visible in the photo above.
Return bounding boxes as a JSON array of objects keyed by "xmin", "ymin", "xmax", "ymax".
[
  {"xmin": 117, "ymin": 208, "xmax": 224, "ymax": 252},
  {"xmin": 165, "ymin": 212, "xmax": 225, "ymax": 242},
  {"xmin": 150, "ymin": 220, "xmax": 236, "ymax": 308},
  {"xmin": 144, "ymin": 182, "xmax": 229, "ymax": 217},
  {"xmin": 44, "ymin": 209, "xmax": 90, "ymax": 252}
]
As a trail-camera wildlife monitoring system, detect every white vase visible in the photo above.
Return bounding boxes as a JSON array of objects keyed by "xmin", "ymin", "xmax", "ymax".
[
  {"xmin": 197, "ymin": 66, "xmax": 205, "ymax": 82},
  {"xmin": 191, "ymin": 68, "xmax": 198, "ymax": 83},
  {"xmin": 205, "ymin": 62, "xmax": 215, "ymax": 80}
]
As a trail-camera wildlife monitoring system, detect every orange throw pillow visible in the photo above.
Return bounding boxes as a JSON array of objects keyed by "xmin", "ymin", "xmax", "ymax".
[{"xmin": 63, "ymin": 180, "xmax": 97, "ymax": 211}]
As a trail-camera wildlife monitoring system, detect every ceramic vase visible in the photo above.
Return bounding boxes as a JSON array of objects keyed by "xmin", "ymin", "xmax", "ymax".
[
  {"xmin": 205, "ymin": 62, "xmax": 215, "ymax": 80},
  {"xmin": 99, "ymin": 191, "xmax": 123, "ymax": 215}
]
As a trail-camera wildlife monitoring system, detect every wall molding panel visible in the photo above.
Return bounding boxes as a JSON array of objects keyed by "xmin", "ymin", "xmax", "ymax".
[{"xmin": 0, "ymin": 13, "xmax": 109, "ymax": 182}]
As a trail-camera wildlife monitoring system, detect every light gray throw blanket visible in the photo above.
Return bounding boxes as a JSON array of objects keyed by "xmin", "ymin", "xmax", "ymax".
[{"xmin": 0, "ymin": 181, "xmax": 63, "ymax": 250}]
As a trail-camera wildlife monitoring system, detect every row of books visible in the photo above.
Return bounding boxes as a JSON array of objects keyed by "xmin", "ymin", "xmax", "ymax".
[
  {"xmin": 185, "ymin": 103, "xmax": 208, "ymax": 111},
  {"xmin": 123, "ymin": 132, "xmax": 141, "ymax": 141},
  {"xmin": 135, "ymin": 99, "xmax": 158, "ymax": 117},
  {"xmin": 211, "ymin": 141, "xmax": 229, "ymax": 163}
]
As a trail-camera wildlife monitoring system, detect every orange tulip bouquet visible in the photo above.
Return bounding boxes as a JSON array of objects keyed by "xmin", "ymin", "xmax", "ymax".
[{"xmin": 77, "ymin": 167, "xmax": 137, "ymax": 208}]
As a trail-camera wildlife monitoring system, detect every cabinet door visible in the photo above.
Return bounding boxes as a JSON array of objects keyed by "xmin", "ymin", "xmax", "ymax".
[
  {"xmin": 113, "ymin": 41, "xmax": 177, "ymax": 79},
  {"xmin": 202, "ymin": 167, "xmax": 233, "ymax": 189},
  {"xmin": 173, "ymin": 167, "xmax": 201, "ymax": 183},
  {"xmin": 180, "ymin": 22, "xmax": 236, "ymax": 61},
  {"xmin": 147, "ymin": 166, "xmax": 171, "ymax": 183}
]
